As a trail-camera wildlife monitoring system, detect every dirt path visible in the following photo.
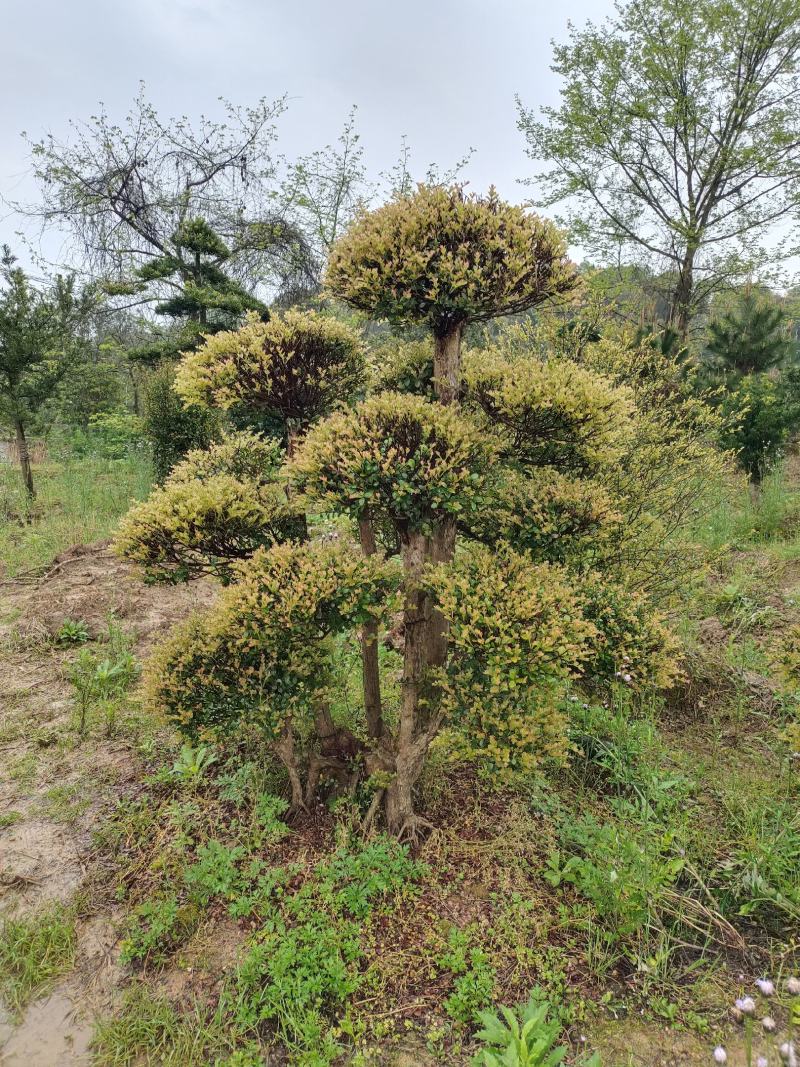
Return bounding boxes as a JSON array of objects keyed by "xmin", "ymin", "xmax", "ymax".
[{"xmin": 0, "ymin": 543, "xmax": 216, "ymax": 1063}]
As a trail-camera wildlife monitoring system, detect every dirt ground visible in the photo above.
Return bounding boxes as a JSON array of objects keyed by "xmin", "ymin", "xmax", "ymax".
[
  {"xmin": 0, "ymin": 542, "xmax": 781, "ymax": 1066},
  {"xmin": 0, "ymin": 542, "xmax": 216, "ymax": 1065}
]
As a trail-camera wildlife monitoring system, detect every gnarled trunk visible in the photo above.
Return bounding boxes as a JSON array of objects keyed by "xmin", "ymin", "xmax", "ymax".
[{"xmin": 384, "ymin": 531, "xmax": 438, "ymax": 839}]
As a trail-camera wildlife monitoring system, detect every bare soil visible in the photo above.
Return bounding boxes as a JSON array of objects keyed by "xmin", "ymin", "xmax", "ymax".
[{"xmin": 0, "ymin": 542, "xmax": 216, "ymax": 1063}]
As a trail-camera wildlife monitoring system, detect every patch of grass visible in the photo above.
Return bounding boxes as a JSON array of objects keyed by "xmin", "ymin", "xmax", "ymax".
[
  {"xmin": 0, "ymin": 452, "xmax": 151, "ymax": 577},
  {"xmin": 93, "ymin": 984, "xmax": 241, "ymax": 1067},
  {"xmin": 36, "ymin": 782, "xmax": 92, "ymax": 824},
  {"xmin": 693, "ymin": 462, "xmax": 800, "ymax": 553},
  {"xmin": 0, "ymin": 907, "xmax": 77, "ymax": 1015},
  {"xmin": 8, "ymin": 751, "xmax": 37, "ymax": 787},
  {"xmin": 0, "ymin": 809, "xmax": 23, "ymax": 828}
]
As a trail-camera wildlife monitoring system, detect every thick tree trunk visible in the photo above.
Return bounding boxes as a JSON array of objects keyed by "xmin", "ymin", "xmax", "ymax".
[
  {"xmin": 271, "ymin": 724, "xmax": 305, "ymax": 813},
  {"xmin": 669, "ymin": 250, "xmax": 696, "ymax": 343},
  {"xmin": 433, "ymin": 324, "xmax": 464, "ymax": 406},
  {"xmin": 358, "ymin": 514, "xmax": 384, "ymax": 740},
  {"xmin": 14, "ymin": 417, "xmax": 35, "ymax": 500},
  {"xmin": 384, "ymin": 532, "xmax": 436, "ymax": 838},
  {"xmin": 428, "ymin": 518, "xmax": 456, "ymax": 670}
]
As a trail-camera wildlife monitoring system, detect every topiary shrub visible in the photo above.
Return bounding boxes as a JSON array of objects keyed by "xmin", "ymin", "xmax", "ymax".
[
  {"xmin": 114, "ymin": 432, "xmax": 304, "ymax": 584},
  {"xmin": 143, "ymin": 539, "xmax": 400, "ymax": 810},
  {"xmin": 121, "ymin": 185, "xmax": 679, "ymax": 840},
  {"xmin": 463, "ymin": 347, "xmax": 633, "ymax": 473},
  {"xmin": 327, "ymin": 183, "xmax": 575, "ymax": 405},
  {"xmin": 174, "ymin": 309, "xmax": 365, "ymax": 453},
  {"xmin": 293, "ymin": 392, "xmax": 493, "ymax": 535}
]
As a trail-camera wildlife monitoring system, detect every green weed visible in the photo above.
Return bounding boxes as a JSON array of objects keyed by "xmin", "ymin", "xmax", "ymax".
[
  {"xmin": 438, "ymin": 927, "xmax": 496, "ymax": 1026},
  {"xmin": 0, "ymin": 907, "xmax": 77, "ymax": 1014},
  {"xmin": 119, "ymin": 896, "xmax": 200, "ymax": 966}
]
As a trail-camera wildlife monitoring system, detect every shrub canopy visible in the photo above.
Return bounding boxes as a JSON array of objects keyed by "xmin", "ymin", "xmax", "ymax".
[
  {"xmin": 143, "ymin": 540, "xmax": 400, "ymax": 739},
  {"xmin": 326, "ymin": 184, "xmax": 576, "ymax": 337},
  {"xmin": 174, "ymin": 309, "xmax": 365, "ymax": 429},
  {"xmin": 115, "ymin": 432, "xmax": 303, "ymax": 583},
  {"xmin": 293, "ymin": 392, "xmax": 493, "ymax": 535},
  {"xmin": 464, "ymin": 348, "xmax": 633, "ymax": 473}
]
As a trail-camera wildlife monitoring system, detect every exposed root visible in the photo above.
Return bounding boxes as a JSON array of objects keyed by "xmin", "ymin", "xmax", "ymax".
[
  {"xmin": 359, "ymin": 788, "xmax": 385, "ymax": 837},
  {"xmin": 285, "ymin": 799, "xmax": 311, "ymax": 822},
  {"xmin": 395, "ymin": 814, "xmax": 438, "ymax": 846}
]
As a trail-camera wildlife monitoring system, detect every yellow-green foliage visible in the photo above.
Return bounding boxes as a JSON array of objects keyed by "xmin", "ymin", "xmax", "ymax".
[
  {"xmin": 578, "ymin": 575, "xmax": 681, "ymax": 691},
  {"xmin": 427, "ymin": 545, "xmax": 595, "ymax": 772},
  {"xmin": 292, "ymin": 392, "xmax": 493, "ymax": 534},
  {"xmin": 326, "ymin": 184, "xmax": 576, "ymax": 336},
  {"xmin": 370, "ymin": 338, "xmax": 435, "ymax": 398},
  {"xmin": 465, "ymin": 467, "xmax": 619, "ymax": 564},
  {"xmin": 143, "ymin": 540, "xmax": 400, "ymax": 739},
  {"xmin": 580, "ymin": 336, "xmax": 729, "ymax": 600},
  {"xmin": 464, "ymin": 348, "xmax": 633, "ymax": 473},
  {"xmin": 174, "ymin": 309, "xmax": 365, "ymax": 425},
  {"xmin": 169, "ymin": 431, "xmax": 283, "ymax": 486},
  {"xmin": 115, "ymin": 432, "xmax": 303, "ymax": 583},
  {"xmin": 776, "ymin": 624, "xmax": 800, "ymax": 685},
  {"xmin": 114, "ymin": 474, "xmax": 300, "ymax": 584}
]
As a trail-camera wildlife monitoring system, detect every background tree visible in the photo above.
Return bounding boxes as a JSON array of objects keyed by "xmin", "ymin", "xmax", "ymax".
[
  {"xmin": 518, "ymin": 0, "xmax": 800, "ymax": 340},
  {"xmin": 718, "ymin": 371, "xmax": 800, "ymax": 487},
  {"xmin": 109, "ymin": 216, "xmax": 268, "ymax": 363},
  {"xmin": 142, "ymin": 364, "xmax": 221, "ymax": 482},
  {"xmin": 701, "ymin": 289, "xmax": 800, "ymax": 487},
  {"xmin": 705, "ymin": 289, "xmax": 798, "ymax": 377},
  {"xmin": 24, "ymin": 90, "xmax": 316, "ymax": 313},
  {"xmin": 279, "ymin": 108, "xmax": 368, "ymax": 304},
  {"xmin": 0, "ymin": 247, "xmax": 90, "ymax": 496}
]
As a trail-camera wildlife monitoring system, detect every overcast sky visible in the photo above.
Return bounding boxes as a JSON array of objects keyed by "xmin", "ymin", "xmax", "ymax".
[{"xmin": 0, "ymin": 0, "xmax": 616, "ymax": 269}]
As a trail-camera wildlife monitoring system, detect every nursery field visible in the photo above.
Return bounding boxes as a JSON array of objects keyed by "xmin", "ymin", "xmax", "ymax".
[
  {"xmin": 0, "ymin": 453, "xmax": 798, "ymax": 1066},
  {"xmin": 3, "ymin": 3, "xmax": 800, "ymax": 1061}
]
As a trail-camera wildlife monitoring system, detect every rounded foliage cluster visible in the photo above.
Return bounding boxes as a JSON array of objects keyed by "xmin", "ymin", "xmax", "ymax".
[
  {"xmin": 174, "ymin": 309, "xmax": 365, "ymax": 427},
  {"xmin": 427, "ymin": 544, "xmax": 596, "ymax": 772},
  {"xmin": 114, "ymin": 432, "xmax": 303, "ymax": 583},
  {"xmin": 169, "ymin": 430, "xmax": 284, "ymax": 485},
  {"xmin": 465, "ymin": 467, "xmax": 619, "ymax": 564},
  {"xmin": 293, "ymin": 392, "xmax": 493, "ymax": 535},
  {"xmin": 464, "ymin": 348, "xmax": 633, "ymax": 473},
  {"xmin": 326, "ymin": 184, "xmax": 575, "ymax": 337},
  {"xmin": 143, "ymin": 540, "xmax": 400, "ymax": 739},
  {"xmin": 578, "ymin": 576, "xmax": 681, "ymax": 691}
]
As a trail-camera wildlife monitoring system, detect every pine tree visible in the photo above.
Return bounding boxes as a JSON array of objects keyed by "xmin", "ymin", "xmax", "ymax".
[
  {"xmin": 705, "ymin": 291, "xmax": 796, "ymax": 377},
  {"xmin": 109, "ymin": 217, "xmax": 268, "ymax": 364}
]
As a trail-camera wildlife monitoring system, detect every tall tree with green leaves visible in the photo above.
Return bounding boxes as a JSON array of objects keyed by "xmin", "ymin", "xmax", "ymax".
[
  {"xmin": 0, "ymin": 248, "xmax": 88, "ymax": 496},
  {"xmin": 518, "ymin": 0, "xmax": 800, "ymax": 340}
]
